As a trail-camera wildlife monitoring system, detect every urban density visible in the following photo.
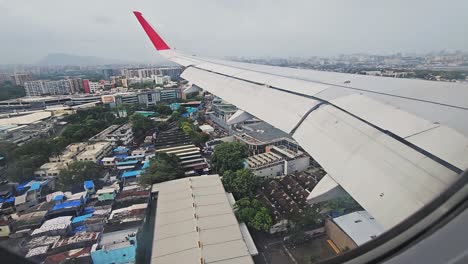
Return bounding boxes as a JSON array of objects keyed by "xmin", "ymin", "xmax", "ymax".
[{"xmin": 0, "ymin": 4, "xmax": 468, "ymax": 264}]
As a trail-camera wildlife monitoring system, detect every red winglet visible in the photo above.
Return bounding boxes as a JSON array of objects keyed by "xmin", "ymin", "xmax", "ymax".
[{"xmin": 133, "ymin": 11, "xmax": 170, "ymax": 51}]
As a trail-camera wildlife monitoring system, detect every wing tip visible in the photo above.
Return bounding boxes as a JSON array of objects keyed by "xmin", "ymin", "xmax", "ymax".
[{"xmin": 133, "ymin": 11, "xmax": 171, "ymax": 51}]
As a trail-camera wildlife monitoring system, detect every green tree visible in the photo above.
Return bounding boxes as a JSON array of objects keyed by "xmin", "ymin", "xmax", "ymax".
[
  {"xmin": 222, "ymin": 169, "xmax": 260, "ymax": 199},
  {"xmin": 130, "ymin": 113, "xmax": 155, "ymax": 139},
  {"xmin": 212, "ymin": 142, "xmax": 248, "ymax": 175},
  {"xmin": 0, "ymin": 81, "xmax": 26, "ymax": 101},
  {"xmin": 153, "ymin": 104, "xmax": 172, "ymax": 116},
  {"xmin": 139, "ymin": 153, "xmax": 184, "ymax": 185},
  {"xmin": 234, "ymin": 198, "xmax": 272, "ymax": 232},
  {"xmin": 57, "ymin": 161, "xmax": 103, "ymax": 191}
]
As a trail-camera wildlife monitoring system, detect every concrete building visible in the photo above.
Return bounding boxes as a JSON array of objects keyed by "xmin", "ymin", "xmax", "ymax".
[
  {"xmin": 24, "ymin": 80, "xmax": 46, "ymax": 96},
  {"xmin": 159, "ymin": 88, "xmax": 178, "ymax": 102},
  {"xmin": 24, "ymin": 79, "xmax": 73, "ymax": 96},
  {"xmin": 150, "ymin": 175, "xmax": 256, "ymax": 264},
  {"xmin": 91, "ymin": 228, "xmax": 138, "ymax": 264},
  {"xmin": 44, "ymin": 79, "xmax": 73, "ymax": 95},
  {"xmin": 234, "ymin": 121, "xmax": 300, "ymax": 155},
  {"xmin": 49, "ymin": 143, "xmax": 87, "ymax": 164},
  {"xmin": 12, "ymin": 73, "xmax": 34, "ymax": 86},
  {"xmin": 88, "ymin": 81, "xmax": 104, "ymax": 94},
  {"xmin": 68, "ymin": 78, "xmax": 84, "ymax": 93},
  {"xmin": 89, "ymin": 123, "xmax": 133, "ymax": 146},
  {"xmin": 154, "ymin": 75, "xmax": 170, "ymax": 85},
  {"xmin": 208, "ymin": 97, "xmax": 237, "ymax": 129},
  {"xmin": 76, "ymin": 142, "xmax": 112, "ymax": 163},
  {"xmin": 138, "ymin": 68, "xmax": 159, "ymax": 79},
  {"xmin": 326, "ymin": 211, "xmax": 385, "ymax": 252},
  {"xmin": 34, "ymin": 162, "xmax": 66, "ymax": 179},
  {"xmin": 158, "ymin": 67, "xmax": 183, "ymax": 81},
  {"xmin": 245, "ymin": 145, "xmax": 310, "ymax": 178}
]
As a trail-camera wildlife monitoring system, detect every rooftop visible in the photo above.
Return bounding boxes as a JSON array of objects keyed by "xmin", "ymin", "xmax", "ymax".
[
  {"xmin": 234, "ymin": 121, "xmax": 293, "ymax": 145},
  {"xmin": 76, "ymin": 142, "xmax": 111, "ymax": 159},
  {"xmin": 333, "ymin": 210, "xmax": 385, "ymax": 246},
  {"xmin": 151, "ymin": 175, "xmax": 254, "ymax": 264}
]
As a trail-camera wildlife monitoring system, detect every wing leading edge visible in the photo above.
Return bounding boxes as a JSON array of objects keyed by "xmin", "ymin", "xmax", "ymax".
[{"xmin": 133, "ymin": 11, "xmax": 468, "ymax": 229}]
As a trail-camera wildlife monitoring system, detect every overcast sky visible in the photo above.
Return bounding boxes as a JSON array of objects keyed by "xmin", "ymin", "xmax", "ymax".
[{"xmin": 0, "ymin": 0, "xmax": 467, "ymax": 64}]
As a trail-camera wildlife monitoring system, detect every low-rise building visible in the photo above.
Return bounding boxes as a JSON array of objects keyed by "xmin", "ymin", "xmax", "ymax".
[
  {"xmin": 325, "ymin": 210, "xmax": 385, "ymax": 252},
  {"xmin": 150, "ymin": 175, "xmax": 257, "ymax": 264},
  {"xmin": 245, "ymin": 145, "xmax": 310, "ymax": 178},
  {"xmin": 91, "ymin": 228, "xmax": 138, "ymax": 264},
  {"xmin": 89, "ymin": 123, "xmax": 133, "ymax": 146},
  {"xmin": 76, "ymin": 142, "xmax": 112, "ymax": 163},
  {"xmin": 234, "ymin": 121, "xmax": 300, "ymax": 155}
]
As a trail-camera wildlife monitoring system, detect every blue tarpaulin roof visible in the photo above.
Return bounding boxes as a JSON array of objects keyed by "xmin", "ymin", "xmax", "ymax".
[
  {"xmin": 16, "ymin": 180, "xmax": 32, "ymax": 192},
  {"xmin": 84, "ymin": 180, "xmax": 94, "ymax": 189},
  {"xmin": 114, "ymin": 146, "xmax": 129, "ymax": 153},
  {"xmin": 5, "ymin": 197, "xmax": 15, "ymax": 203},
  {"xmin": 72, "ymin": 213, "xmax": 93, "ymax": 224},
  {"xmin": 115, "ymin": 154, "xmax": 129, "ymax": 159},
  {"xmin": 52, "ymin": 200, "xmax": 81, "ymax": 211},
  {"xmin": 116, "ymin": 160, "xmax": 139, "ymax": 166},
  {"xmin": 125, "ymin": 155, "xmax": 145, "ymax": 160},
  {"xmin": 73, "ymin": 225, "xmax": 86, "ymax": 233},
  {"xmin": 122, "ymin": 170, "xmax": 142, "ymax": 178},
  {"xmin": 53, "ymin": 194, "xmax": 65, "ymax": 201},
  {"xmin": 0, "ymin": 198, "xmax": 3, "ymax": 203},
  {"xmin": 82, "ymin": 207, "xmax": 95, "ymax": 215},
  {"xmin": 142, "ymin": 161, "xmax": 150, "ymax": 169},
  {"xmin": 29, "ymin": 182, "xmax": 41, "ymax": 191}
]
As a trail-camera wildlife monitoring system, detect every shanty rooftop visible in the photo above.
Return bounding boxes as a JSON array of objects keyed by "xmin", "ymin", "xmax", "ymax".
[{"xmin": 150, "ymin": 175, "xmax": 254, "ymax": 264}]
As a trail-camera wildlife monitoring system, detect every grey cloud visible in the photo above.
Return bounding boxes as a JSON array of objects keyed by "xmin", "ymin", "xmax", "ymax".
[{"xmin": 0, "ymin": 0, "xmax": 467, "ymax": 64}]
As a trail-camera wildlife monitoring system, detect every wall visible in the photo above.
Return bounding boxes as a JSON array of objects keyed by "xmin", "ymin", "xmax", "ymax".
[
  {"xmin": 284, "ymin": 156, "xmax": 310, "ymax": 175},
  {"xmin": 251, "ymin": 163, "xmax": 284, "ymax": 178},
  {"xmin": 325, "ymin": 218, "xmax": 358, "ymax": 252},
  {"xmin": 91, "ymin": 239, "xmax": 137, "ymax": 264}
]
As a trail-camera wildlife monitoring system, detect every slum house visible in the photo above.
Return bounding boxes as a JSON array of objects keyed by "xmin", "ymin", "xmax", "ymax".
[
  {"xmin": 105, "ymin": 203, "xmax": 148, "ymax": 232},
  {"xmin": 49, "ymin": 231, "xmax": 100, "ymax": 254},
  {"xmin": 44, "ymin": 247, "xmax": 92, "ymax": 264},
  {"xmin": 31, "ymin": 216, "xmax": 72, "ymax": 237},
  {"xmin": 91, "ymin": 227, "xmax": 138, "ymax": 264}
]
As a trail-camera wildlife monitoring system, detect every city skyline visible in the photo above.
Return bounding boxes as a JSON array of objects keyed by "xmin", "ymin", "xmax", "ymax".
[{"xmin": 1, "ymin": 0, "xmax": 467, "ymax": 64}]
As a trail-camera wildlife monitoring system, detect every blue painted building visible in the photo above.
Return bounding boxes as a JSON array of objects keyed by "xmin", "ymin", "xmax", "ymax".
[{"xmin": 91, "ymin": 228, "xmax": 138, "ymax": 264}]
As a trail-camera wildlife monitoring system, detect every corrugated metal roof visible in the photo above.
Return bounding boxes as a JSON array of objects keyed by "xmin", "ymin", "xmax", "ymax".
[{"xmin": 151, "ymin": 175, "xmax": 254, "ymax": 264}]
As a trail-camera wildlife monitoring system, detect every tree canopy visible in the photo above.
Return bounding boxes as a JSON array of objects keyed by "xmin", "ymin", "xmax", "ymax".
[
  {"xmin": 222, "ymin": 169, "xmax": 260, "ymax": 199},
  {"xmin": 57, "ymin": 161, "xmax": 103, "ymax": 191},
  {"xmin": 139, "ymin": 152, "xmax": 184, "ymax": 186},
  {"xmin": 0, "ymin": 81, "xmax": 25, "ymax": 101},
  {"xmin": 234, "ymin": 198, "xmax": 273, "ymax": 232},
  {"xmin": 130, "ymin": 113, "xmax": 155, "ymax": 139},
  {"xmin": 178, "ymin": 120, "xmax": 210, "ymax": 146},
  {"xmin": 3, "ymin": 138, "xmax": 63, "ymax": 182},
  {"xmin": 211, "ymin": 142, "xmax": 248, "ymax": 175}
]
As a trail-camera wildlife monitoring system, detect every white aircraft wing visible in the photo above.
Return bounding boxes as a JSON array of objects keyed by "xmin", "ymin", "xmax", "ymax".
[{"xmin": 134, "ymin": 11, "xmax": 468, "ymax": 229}]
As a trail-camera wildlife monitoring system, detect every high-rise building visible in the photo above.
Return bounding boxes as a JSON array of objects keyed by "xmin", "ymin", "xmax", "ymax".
[
  {"xmin": 137, "ymin": 68, "xmax": 159, "ymax": 79},
  {"xmin": 154, "ymin": 75, "xmax": 171, "ymax": 85},
  {"xmin": 83, "ymin": 79, "xmax": 91, "ymax": 94},
  {"xmin": 88, "ymin": 81, "xmax": 104, "ymax": 93},
  {"xmin": 68, "ymin": 78, "xmax": 84, "ymax": 93},
  {"xmin": 102, "ymin": 69, "xmax": 118, "ymax": 81},
  {"xmin": 24, "ymin": 79, "xmax": 73, "ymax": 96},
  {"xmin": 158, "ymin": 67, "xmax": 183, "ymax": 81},
  {"xmin": 24, "ymin": 81, "xmax": 46, "ymax": 96},
  {"xmin": 44, "ymin": 80, "xmax": 73, "ymax": 95},
  {"xmin": 12, "ymin": 73, "xmax": 34, "ymax": 86}
]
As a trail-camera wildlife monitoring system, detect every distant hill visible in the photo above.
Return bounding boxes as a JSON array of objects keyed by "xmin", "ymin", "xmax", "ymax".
[{"xmin": 37, "ymin": 53, "xmax": 134, "ymax": 66}]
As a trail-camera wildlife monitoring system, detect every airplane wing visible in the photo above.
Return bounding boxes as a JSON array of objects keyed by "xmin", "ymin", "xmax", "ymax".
[{"xmin": 133, "ymin": 11, "xmax": 468, "ymax": 229}]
